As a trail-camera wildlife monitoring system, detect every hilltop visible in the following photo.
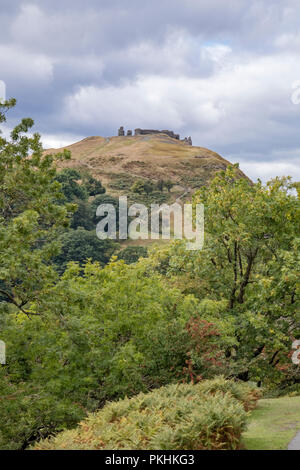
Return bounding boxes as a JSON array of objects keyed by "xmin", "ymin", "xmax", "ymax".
[{"xmin": 46, "ymin": 133, "xmax": 248, "ymax": 203}]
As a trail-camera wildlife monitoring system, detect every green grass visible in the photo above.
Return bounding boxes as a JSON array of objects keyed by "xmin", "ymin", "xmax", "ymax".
[{"xmin": 242, "ymin": 396, "xmax": 300, "ymax": 450}]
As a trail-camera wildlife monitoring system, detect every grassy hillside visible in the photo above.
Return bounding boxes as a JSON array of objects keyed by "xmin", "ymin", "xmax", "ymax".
[{"xmin": 45, "ymin": 133, "xmax": 248, "ymax": 203}]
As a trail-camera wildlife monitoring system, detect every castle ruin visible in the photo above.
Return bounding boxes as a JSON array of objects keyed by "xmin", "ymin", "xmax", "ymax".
[
  {"xmin": 118, "ymin": 126, "xmax": 125, "ymax": 136},
  {"xmin": 117, "ymin": 127, "xmax": 192, "ymax": 145}
]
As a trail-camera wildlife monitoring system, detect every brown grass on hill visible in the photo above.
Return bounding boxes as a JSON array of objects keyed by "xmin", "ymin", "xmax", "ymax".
[{"xmin": 45, "ymin": 133, "xmax": 249, "ymax": 200}]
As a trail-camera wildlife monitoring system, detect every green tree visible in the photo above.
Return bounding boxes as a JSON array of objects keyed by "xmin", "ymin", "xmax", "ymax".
[
  {"xmin": 83, "ymin": 174, "xmax": 105, "ymax": 196},
  {"xmin": 55, "ymin": 168, "xmax": 88, "ymax": 202},
  {"xmin": 54, "ymin": 227, "xmax": 117, "ymax": 273},
  {"xmin": 91, "ymin": 194, "xmax": 121, "ymax": 230},
  {"xmin": 117, "ymin": 246, "xmax": 148, "ymax": 264},
  {"xmin": 131, "ymin": 179, "xmax": 154, "ymax": 195},
  {"xmin": 147, "ymin": 167, "xmax": 300, "ymax": 384},
  {"xmin": 193, "ymin": 167, "xmax": 299, "ymax": 309},
  {"xmin": 156, "ymin": 179, "xmax": 165, "ymax": 192},
  {"xmin": 164, "ymin": 180, "xmax": 173, "ymax": 193},
  {"xmin": 70, "ymin": 200, "xmax": 94, "ymax": 230},
  {"xmin": 0, "ymin": 99, "xmax": 74, "ymax": 316}
]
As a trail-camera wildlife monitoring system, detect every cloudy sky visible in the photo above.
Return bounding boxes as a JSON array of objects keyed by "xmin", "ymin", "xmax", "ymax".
[{"xmin": 1, "ymin": 0, "xmax": 300, "ymax": 181}]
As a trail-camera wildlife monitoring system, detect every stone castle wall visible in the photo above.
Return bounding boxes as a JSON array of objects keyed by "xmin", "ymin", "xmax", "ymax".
[
  {"xmin": 134, "ymin": 128, "xmax": 180, "ymax": 140},
  {"xmin": 117, "ymin": 127, "xmax": 192, "ymax": 145}
]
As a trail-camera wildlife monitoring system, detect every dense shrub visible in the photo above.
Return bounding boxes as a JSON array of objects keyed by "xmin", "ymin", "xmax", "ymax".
[
  {"xmin": 196, "ymin": 376, "xmax": 262, "ymax": 411},
  {"xmin": 0, "ymin": 372, "xmax": 84, "ymax": 450},
  {"xmin": 264, "ymin": 383, "xmax": 300, "ymax": 399},
  {"xmin": 33, "ymin": 380, "xmax": 248, "ymax": 450},
  {"xmin": 55, "ymin": 168, "xmax": 88, "ymax": 202},
  {"xmin": 83, "ymin": 174, "xmax": 105, "ymax": 197},
  {"xmin": 53, "ymin": 228, "xmax": 117, "ymax": 273},
  {"xmin": 117, "ymin": 246, "xmax": 148, "ymax": 264}
]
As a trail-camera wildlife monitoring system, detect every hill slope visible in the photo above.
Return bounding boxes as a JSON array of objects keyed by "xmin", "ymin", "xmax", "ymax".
[{"xmin": 46, "ymin": 133, "xmax": 248, "ymax": 202}]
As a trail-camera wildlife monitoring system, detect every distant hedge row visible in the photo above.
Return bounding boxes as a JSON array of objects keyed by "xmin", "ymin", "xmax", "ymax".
[{"xmin": 33, "ymin": 377, "xmax": 261, "ymax": 450}]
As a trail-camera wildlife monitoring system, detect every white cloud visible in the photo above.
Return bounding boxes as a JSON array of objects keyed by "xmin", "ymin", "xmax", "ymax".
[
  {"xmin": 61, "ymin": 42, "xmax": 300, "ymax": 180},
  {"xmin": 0, "ymin": 44, "xmax": 53, "ymax": 84},
  {"xmin": 40, "ymin": 133, "xmax": 85, "ymax": 150},
  {"xmin": 0, "ymin": 80, "xmax": 6, "ymax": 102},
  {"xmin": 62, "ymin": 47, "xmax": 300, "ymax": 140},
  {"xmin": 0, "ymin": 123, "xmax": 83, "ymax": 151},
  {"xmin": 104, "ymin": 31, "xmax": 226, "ymax": 78},
  {"xmin": 11, "ymin": 4, "xmax": 45, "ymax": 42},
  {"xmin": 202, "ymin": 44, "xmax": 232, "ymax": 68},
  {"xmin": 240, "ymin": 159, "xmax": 300, "ymax": 183}
]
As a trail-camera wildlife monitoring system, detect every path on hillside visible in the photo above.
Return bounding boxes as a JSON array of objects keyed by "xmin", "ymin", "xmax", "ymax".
[
  {"xmin": 288, "ymin": 431, "xmax": 300, "ymax": 450},
  {"xmin": 176, "ymin": 188, "xmax": 191, "ymax": 202}
]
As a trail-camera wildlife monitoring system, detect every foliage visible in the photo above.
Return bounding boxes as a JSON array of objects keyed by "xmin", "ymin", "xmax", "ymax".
[
  {"xmin": 0, "ymin": 258, "xmax": 232, "ymax": 449},
  {"xmin": 156, "ymin": 179, "xmax": 165, "ymax": 192},
  {"xmin": 82, "ymin": 174, "xmax": 105, "ymax": 197},
  {"xmin": 131, "ymin": 179, "xmax": 155, "ymax": 195},
  {"xmin": 70, "ymin": 199, "xmax": 94, "ymax": 230},
  {"xmin": 117, "ymin": 246, "xmax": 148, "ymax": 264},
  {"xmin": 144, "ymin": 167, "xmax": 300, "ymax": 385},
  {"xmin": 33, "ymin": 379, "xmax": 250, "ymax": 450},
  {"xmin": 196, "ymin": 376, "xmax": 262, "ymax": 411},
  {"xmin": 53, "ymin": 228, "xmax": 117, "ymax": 273},
  {"xmin": 164, "ymin": 180, "xmax": 174, "ymax": 192},
  {"xmin": 1, "ymin": 102, "xmax": 299, "ymax": 451},
  {"xmin": 90, "ymin": 194, "xmax": 120, "ymax": 229},
  {"xmin": 192, "ymin": 166, "xmax": 299, "ymax": 309},
  {"xmin": 0, "ymin": 100, "xmax": 73, "ymax": 316},
  {"xmin": 108, "ymin": 173, "xmax": 137, "ymax": 192},
  {"xmin": 53, "ymin": 171, "xmax": 116, "ymax": 265},
  {"xmin": 55, "ymin": 169, "xmax": 107, "ymax": 231},
  {"xmin": 55, "ymin": 168, "xmax": 88, "ymax": 202},
  {"xmin": 0, "ymin": 370, "xmax": 84, "ymax": 450}
]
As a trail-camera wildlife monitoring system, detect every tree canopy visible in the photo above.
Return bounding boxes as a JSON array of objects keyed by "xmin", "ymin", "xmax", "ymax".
[{"xmin": 0, "ymin": 100, "xmax": 74, "ymax": 316}]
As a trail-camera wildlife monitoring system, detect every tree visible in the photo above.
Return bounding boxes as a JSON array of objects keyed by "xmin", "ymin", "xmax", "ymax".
[
  {"xmin": 209, "ymin": 169, "xmax": 299, "ymax": 382},
  {"xmin": 131, "ymin": 179, "xmax": 154, "ymax": 195},
  {"xmin": 192, "ymin": 166, "xmax": 299, "ymax": 309},
  {"xmin": 54, "ymin": 170, "xmax": 107, "ymax": 231},
  {"xmin": 117, "ymin": 246, "xmax": 148, "ymax": 264},
  {"xmin": 91, "ymin": 194, "xmax": 121, "ymax": 230},
  {"xmin": 55, "ymin": 168, "xmax": 88, "ymax": 202},
  {"xmin": 53, "ymin": 227, "xmax": 117, "ymax": 273},
  {"xmin": 146, "ymin": 167, "xmax": 300, "ymax": 384},
  {"xmin": 70, "ymin": 200, "xmax": 94, "ymax": 230},
  {"xmin": 156, "ymin": 180, "xmax": 165, "ymax": 192},
  {"xmin": 164, "ymin": 180, "xmax": 174, "ymax": 193},
  {"xmin": 0, "ymin": 99, "xmax": 74, "ymax": 316},
  {"xmin": 83, "ymin": 174, "xmax": 105, "ymax": 196}
]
